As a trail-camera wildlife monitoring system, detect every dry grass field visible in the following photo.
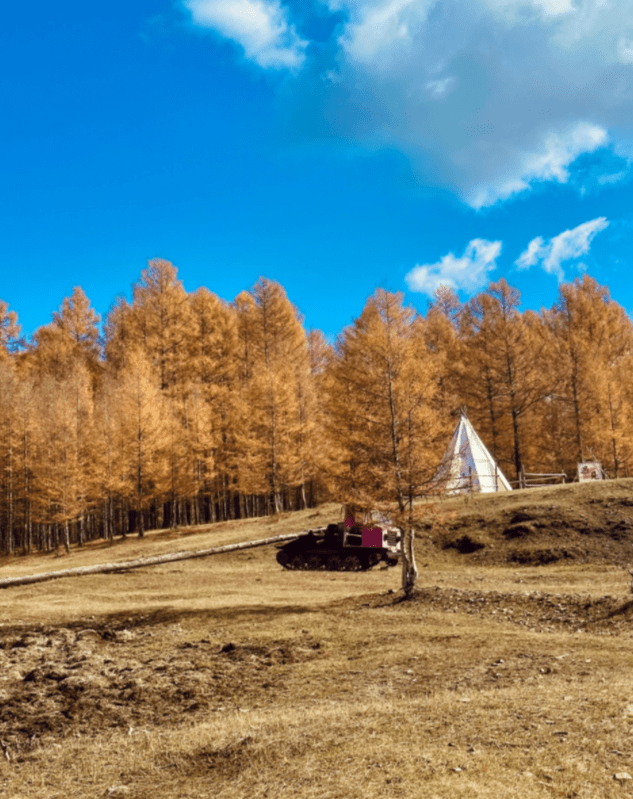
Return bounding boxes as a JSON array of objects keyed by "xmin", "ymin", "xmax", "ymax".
[{"xmin": 1, "ymin": 485, "xmax": 633, "ymax": 798}]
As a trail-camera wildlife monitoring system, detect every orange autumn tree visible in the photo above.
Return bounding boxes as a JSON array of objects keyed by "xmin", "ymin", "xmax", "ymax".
[
  {"xmin": 116, "ymin": 347, "xmax": 168, "ymax": 537},
  {"xmin": 93, "ymin": 369, "xmax": 128, "ymax": 543},
  {"xmin": 188, "ymin": 287, "xmax": 239, "ymax": 522},
  {"xmin": 424, "ymin": 285, "xmax": 462, "ymax": 417},
  {"xmin": 545, "ymin": 276, "xmax": 633, "ymax": 474},
  {"xmin": 325, "ymin": 289, "xmax": 444, "ymax": 596},
  {"xmin": 126, "ymin": 259, "xmax": 192, "ymax": 392},
  {"xmin": 29, "ymin": 363, "xmax": 93, "ymax": 553},
  {"xmin": 456, "ymin": 279, "xmax": 554, "ymax": 482},
  {"xmin": 0, "ymin": 300, "xmax": 23, "ymax": 358},
  {"xmin": 234, "ymin": 279, "xmax": 309, "ymax": 514},
  {"xmin": 304, "ymin": 329, "xmax": 334, "ymax": 506},
  {"xmin": 0, "ymin": 359, "xmax": 21, "ymax": 553}
]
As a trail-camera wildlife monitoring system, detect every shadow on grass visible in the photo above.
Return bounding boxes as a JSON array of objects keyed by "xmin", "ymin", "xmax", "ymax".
[
  {"xmin": 605, "ymin": 598, "xmax": 633, "ymax": 618},
  {"xmin": 0, "ymin": 603, "xmax": 320, "ymax": 637}
]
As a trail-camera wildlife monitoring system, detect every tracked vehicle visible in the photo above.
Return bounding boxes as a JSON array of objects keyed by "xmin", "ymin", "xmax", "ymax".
[{"xmin": 276, "ymin": 515, "xmax": 401, "ymax": 571}]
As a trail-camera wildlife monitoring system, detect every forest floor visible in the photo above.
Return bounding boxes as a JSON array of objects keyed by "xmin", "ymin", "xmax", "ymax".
[{"xmin": 1, "ymin": 481, "xmax": 633, "ymax": 798}]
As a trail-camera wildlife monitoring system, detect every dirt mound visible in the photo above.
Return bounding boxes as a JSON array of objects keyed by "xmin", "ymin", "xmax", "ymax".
[
  {"xmin": 420, "ymin": 478, "xmax": 633, "ymax": 566},
  {"xmin": 358, "ymin": 585, "xmax": 633, "ymax": 636}
]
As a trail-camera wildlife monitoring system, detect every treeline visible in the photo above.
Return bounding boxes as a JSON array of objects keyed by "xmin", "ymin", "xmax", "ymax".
[{"xmin": 0, "ymin": 261, "xmax": 630, "ymax": 555}]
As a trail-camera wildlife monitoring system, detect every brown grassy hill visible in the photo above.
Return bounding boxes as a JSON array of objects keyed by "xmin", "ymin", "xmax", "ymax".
[
  {"xmin": 4, "ymin": 485, "xmax": 633, "ymax": 798},
  {"xmin": 419, "ymin": 478, "xmax": 633, "ymax": 567}
]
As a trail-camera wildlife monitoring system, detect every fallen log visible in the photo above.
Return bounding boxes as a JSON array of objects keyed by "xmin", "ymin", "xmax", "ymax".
[{"xmin": 0, "ymin": 532, "xmax": 302, "ymax": 589}]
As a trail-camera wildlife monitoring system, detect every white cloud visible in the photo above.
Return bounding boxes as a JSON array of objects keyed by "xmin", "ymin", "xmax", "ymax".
[
  {"xmin": 521, "ymin": 124, "xmax": 608, "ymax": 183},
  {"xmin": 337, "ymin": 0, "xmax": 430, "ymax": 68},
  {"xmin": 618, "ymin": 37, "xmax": 633, "ymax": 64},
  {"xmin": 534, "ymin": 0, "xmax": 575, "ymax": 15},
  {"xmin": 187, "ymin": 0, "xmax": 633, "ymax": 206},
  {"xmin": 426, "ymin": 76, "xmax": 458, "ymax": 98},
  {"xmin": 482, "ymin": 0, "xmax": 576, "ymax": 22},
  {"xmin": 515, "ymin": 236, "xmax": 547, "ymax": 269},
  {"xmin": 515, "ymin": 216, "xmax": 610, "ymax": 280},
  {"xmin": 183, "ymin": 0, "xmax": 307, "ymax": 69},
  {"xmin": 467, "ymin": 122, "xmax": 609, "ymax": 208},
  {"xmin": 309, "ymin": 0, "xmax": 633, "ymax": 206},
  {"xmin": 406, "ymin": 238, "xmax": 502, "ymax": 296}
]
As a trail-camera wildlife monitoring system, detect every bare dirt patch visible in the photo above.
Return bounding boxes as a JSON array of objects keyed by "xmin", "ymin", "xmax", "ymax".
[{"xmin": 0, "ymin": 613, "xmax": 325, "ymax": 757}]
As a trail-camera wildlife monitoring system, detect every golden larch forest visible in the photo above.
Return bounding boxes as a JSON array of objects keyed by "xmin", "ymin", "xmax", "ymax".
[{"xmin": 0, "ymin": 259, "xmax": 629, "ymax": 555}]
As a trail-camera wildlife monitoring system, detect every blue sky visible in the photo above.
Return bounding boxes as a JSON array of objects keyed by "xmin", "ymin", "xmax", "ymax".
[{"xmin": 3, "ymin": 0, "xmax": 633, "ymax": 343}]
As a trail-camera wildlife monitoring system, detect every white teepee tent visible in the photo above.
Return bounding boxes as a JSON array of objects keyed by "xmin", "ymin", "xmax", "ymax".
[{"xmin": 433, "ymin": 413, "xmax": 512, "ymax": 494}]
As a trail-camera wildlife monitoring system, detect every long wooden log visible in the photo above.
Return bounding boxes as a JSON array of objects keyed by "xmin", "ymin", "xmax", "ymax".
[{"xmin": 0, "ymin": 532, "xmax": 302, "ymax": 589}]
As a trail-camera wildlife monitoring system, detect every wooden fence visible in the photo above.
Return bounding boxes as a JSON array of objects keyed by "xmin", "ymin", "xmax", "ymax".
[{"xmin": 517, "ymin": 469, "xmax": 567, "ymax": 489}]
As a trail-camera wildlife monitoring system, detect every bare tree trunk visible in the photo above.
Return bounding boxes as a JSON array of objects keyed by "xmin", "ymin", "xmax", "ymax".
[
  {"xmin": 401, "ymin": 522, "xmax": 418, "ymax": 598},
  {"xmin": 570, "ymin": 356, "xmax": 583, "ymax": 463},
  {"xmin": 105, "ymin": 499, "xmax": 112, "ymax": 545},
  {"xmin": 385, "ymin": 352, "xmax": 414, "ymax": 596},
  {"xmin": 0, "ymin": 531, "xmax": 304, "ymax": 589},
  {"xmin": 170, "ymin": 446, "xmax": 177, "ymax": 528},
  {"xmin": 25, "ymin": 496, "xmax": 32, "ymax": 555},
  {"xmin": 505, "ymin": 349, "xmax": 524, "ymax": 481},
  {"xmin": 7, "ymin": 432, "xmax": 14, "ymax": 556},
  {"xmin": 120, "ymin": 499, "xmax": 128, "ymax": 539},
  {"xmin": 387, "ymin": 364, "xmax": 405, "ymax": 515},
  {"xmin": 137, "ymin": 403, "xmax": 144, "ymax": 537},
  {"xmin": 608, "ymin": 381, "xmax": 619, "ymax": 478},
  {"xmin": 484, "ymin": 370, "xmax": 499, "ymax": 461}
]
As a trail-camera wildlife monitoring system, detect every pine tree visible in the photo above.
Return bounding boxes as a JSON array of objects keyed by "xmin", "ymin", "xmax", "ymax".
[
  {"xmin": 293, "ymin": 329, "xmax": 332, "ymax": 508},
  {"xmin": 93, "ymin": 368, "xmax": 130, "ymax": 542},
  {"xmin": 0, "ymin": 359, "xmax": 20, "ymax": 553},
  {"xmin": 51, "ymin": 287, "xmax": 101, "ymax": 365},
  {"xmin": 424, "ymin": 285, "xmax": 462, "ymax": 418},
  {"xmin": 179, "ymin": 386, "xmax": 215, "ymax": 525},
  {"xmin": 30, "ymin": 368, "xmax": 90, "ymax": 553},
  {"xmin": 103, "ymin": 295, "xmax": 134, "ymax": 374},
  {"xmin": 12, "ymin": 363, "xmax": 37, "ymax": 553}
]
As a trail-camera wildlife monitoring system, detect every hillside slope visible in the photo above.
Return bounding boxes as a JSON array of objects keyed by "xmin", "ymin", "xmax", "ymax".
[{"xmin": 420, "ymin": 478, "xmax": 633, "ymax": 566}]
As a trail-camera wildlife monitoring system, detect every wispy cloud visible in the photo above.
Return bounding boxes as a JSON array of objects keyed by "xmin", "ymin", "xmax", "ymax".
[
  {"xmin": 467, "ymin": 123, "xmax": 609, "ymax": 209},
  {"xmin": 183, "ymin": 0, "xmax": 307, "ymax": 69},
  {"xmin": 406, "ymin": 238, "xmax": 502, "ymax": 296},
  {"xmin": 515, "ymin": 216, "xmax": 610, "ymax": 281},
  {"xmin": 336, "ymin": 0, "xmax": 426, "ymax": 68}
]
